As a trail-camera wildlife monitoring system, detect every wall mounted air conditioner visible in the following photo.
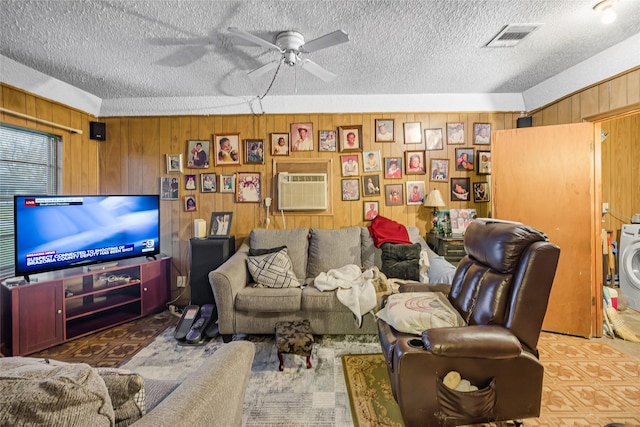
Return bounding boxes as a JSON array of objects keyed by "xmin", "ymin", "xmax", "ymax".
[{"xmin": 277, "ymin": 173, "xmax": 328, "ymax": 211}]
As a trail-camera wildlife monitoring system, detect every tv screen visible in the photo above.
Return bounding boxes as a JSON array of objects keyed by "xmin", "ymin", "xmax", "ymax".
[{"xmin": 14, "ymin": 195, "xmax": 160, "ymax": 277}]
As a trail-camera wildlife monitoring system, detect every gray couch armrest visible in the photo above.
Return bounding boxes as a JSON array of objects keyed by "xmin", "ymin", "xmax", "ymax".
[
  {"xmin": 132, "ymin": 341, "xmax": 255, "ymax": 427},
  {"xmin": 208, "ymin": 241, "xmax": 250, "ymax": 335}
]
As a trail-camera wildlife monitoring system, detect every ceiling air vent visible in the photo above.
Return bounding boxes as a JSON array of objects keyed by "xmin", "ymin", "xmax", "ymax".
[{"xmin": 485, "ymin": 24, "xmax": 543, "ymax": 48}]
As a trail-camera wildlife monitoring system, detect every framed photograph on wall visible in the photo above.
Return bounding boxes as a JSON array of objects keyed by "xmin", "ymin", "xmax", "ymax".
[
  {"xmin": 319, "ymin": 130, "xmax": 337, "ymax": 152},
  {"xmin": 403, "ymin": 122, "xmax": 422, "ymax": 144},
  {"xmin": 166, "ymin": 154, "xmax": 183, "ymax": 173},
  {"xmin": 451, "ymin": 177, "xmax": 471, "ymax": 201},
  {"xmin": 209, "ymin": 212, "xmax": 233, "ymax": 238},
  {"xmin": 341, "ymin": 154, "xmax": 360, "ymax": 177},
  {"xmin": 430, "ymin": 158, "xmax": 449, "ymax": 182},
  {"xmin": 447, "ymin": 122, "xmax": 465, "ymax": 145},
  {"xmin": 364, "ymin": 201, "xmax": 379, "ymax": 220},
  {"xmin": 186, "ymin": 140, "xmax": 210, "ymax": 168},
  {"xmin": 184, "ymin": 195, "xmax": 197, "ymax": 212},
  {"xmin": 477, "ymin": 150, "xmax": 491, "ymax": 175},
  {"xmin": 473, "ymin": 123, "xmax": 491, "ymax": 145},
  {"xmin": 236, "ymin": 172, "xmax": 261, "ymax": 203},
  {"xmin": 362, "ymin": 150, "xmax": 382, "ymax": 172},
  {"xmin": 200, "ymin": 173, "xmax": 216, "ymax": 193},
  {"xmin": 341, "ymin": 178, "xmax": 360, "ymax": 201},
  {"xmin": 338, "ymin": 125, "xmax": 363, "ymax": 151},
  {"xmin": 406, "ymin": 181, "xmax": 426, "ymax": 205},
  {"xmin": 455, "ymin": 148, "xmax": 475, "ymax": 171},
  {"xmin": 362, "ymin": 174, "xmax": 381, "ymax": 196},
  {"xmin": 425, "ymin": 128, "xmax": 444, "ymax": 150},
  {"xmin": 160, "ymin": 177, "xmax": 179, "ymax": 200},
  {"xmin": 384, "ymin": 157, "xmax": 402, "ymax": 179},
  {"xmin": 375, "ymin": 119, "xmax": 394, "ymax": 142},
  {"xmin": 473, "ymin": 182, "xmax": 490, "ymax": 202},
  {"xmin": 214, "ymin": 133, "xmax": 241, "ymax": 166},
  {"xmin": 385, "ymin": 184, "xmax": 404, "ymax": 206},
  {"xmin": 291, "ymin": 122, "xmax": 314, "ymax": 151},
  {"xmin": 184, "ymin": 174, "xmax": 197, "ymax": 191},
  {"xmin": 244, "ymin": 139, "xmax": 264, "ymax": 164},
  {"xmin": 219, "ymin": 174, "xmax": 235, "ymax": 193},
  {"xmin": 405, "ymin": 150, "xmax": 426, "ymax": 175},
  {"xmin": 271, "ymin": 133, "xmax": 290, "ymax": 156}
]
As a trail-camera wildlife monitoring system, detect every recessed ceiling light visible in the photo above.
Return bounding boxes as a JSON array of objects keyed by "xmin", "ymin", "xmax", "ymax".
[{"xmin": 593, "ymin": 0, "xmax": 618, "ymax": 24}]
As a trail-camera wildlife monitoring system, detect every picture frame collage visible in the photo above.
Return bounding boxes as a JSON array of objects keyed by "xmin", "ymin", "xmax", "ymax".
[{"xmin": 160, "ymin": 119, "xmax": 492, "ymax": 215}]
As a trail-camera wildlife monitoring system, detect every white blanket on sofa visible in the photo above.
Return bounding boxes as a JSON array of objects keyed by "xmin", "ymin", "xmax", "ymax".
[{"xmin": 314, "ymin": 264, "xmax": 378, "ymax": 327}]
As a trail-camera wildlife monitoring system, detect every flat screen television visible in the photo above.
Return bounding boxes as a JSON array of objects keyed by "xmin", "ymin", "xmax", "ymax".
[{"xmin": 14, "ymin": 195, "xmax": 160, "ymax": 279}]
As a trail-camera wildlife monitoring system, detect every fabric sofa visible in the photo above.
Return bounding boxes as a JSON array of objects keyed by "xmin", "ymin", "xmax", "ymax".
[
  {"xmin": 0, "ymin": 341, "xmax": 255, "ymax": 427},
  {"xmin": 209, "ymin": 221, "xmax": 456, "ymax": 342}
]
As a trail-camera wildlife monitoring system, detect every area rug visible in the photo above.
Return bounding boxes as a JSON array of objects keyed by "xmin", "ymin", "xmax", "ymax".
[
  {"xmin": 29, "ymin": 311, "xmax": 177, "ymax": 367},
  {"xmin": 119, "ymin": 326, "xmax": 639, "ymax": 427},
  {"xmin": 342, "ymin": 353, "xmax": 403, "ymax": 427}
]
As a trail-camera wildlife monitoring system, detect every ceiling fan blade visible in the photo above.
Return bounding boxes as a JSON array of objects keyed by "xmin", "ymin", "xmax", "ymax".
[
  {"xmin": 227, "ymin": 27, "xmax": 282, "ymax": 52},
  {"xmin": 300, "ymin": 59, "xmax": 336, "ymax": 82},
  {"xmin": 247, "ymin": 60, "xmax": 281, "ymax": 78},
  {"xmin": 300, "ymin": 30, "xmax": 349, "ymax": 53}
]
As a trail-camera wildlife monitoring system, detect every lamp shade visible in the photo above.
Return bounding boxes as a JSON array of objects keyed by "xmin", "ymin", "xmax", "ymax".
[{"xmin": 424, "ymin": 188, "xmax": 445, "ymax": 208}]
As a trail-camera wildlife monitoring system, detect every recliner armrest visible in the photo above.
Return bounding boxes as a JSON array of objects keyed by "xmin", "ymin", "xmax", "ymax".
[{"xmin": 422, "ymin": 325, "xmax": 522, "ymax": 359}]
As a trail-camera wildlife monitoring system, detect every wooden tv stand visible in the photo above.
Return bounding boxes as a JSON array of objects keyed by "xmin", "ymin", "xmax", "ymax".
[{"xmin": 0, "ymin": 256, "xmax": 170, "ymax": 356}]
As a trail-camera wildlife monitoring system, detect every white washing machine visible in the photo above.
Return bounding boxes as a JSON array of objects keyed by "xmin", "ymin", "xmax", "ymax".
[{"xmin": 619, "ymin": 224, "xmax": 640, "ymax": 311}]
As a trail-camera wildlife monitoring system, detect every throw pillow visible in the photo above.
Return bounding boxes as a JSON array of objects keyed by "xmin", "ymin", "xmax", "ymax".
[
  {"xmin": 376, "ymin": 292, "xmax": 466, "ymax": 335},
  {"xmin": 247, "ymin": 247, "xmax": 301, "ymax": 288},
  {"xmin": 94, "ymin": 367, "xmax": 145, "ymax": 427},
  {"xmin": 380, "ymin": 242, "xmax": 421, "ymax": 281},
  {"xmin": 0, "ymin": 357, "xmax": 115, "ymax": 427},
  {"xmin": 250, "ymin": 228, "xmax": 309, "ymax": 280}
]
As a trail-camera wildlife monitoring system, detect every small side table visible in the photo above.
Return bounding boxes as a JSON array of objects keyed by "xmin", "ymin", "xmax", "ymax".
[{"xmin": 432, "ymin": 235, "xmax": 466, "ymax": 264}]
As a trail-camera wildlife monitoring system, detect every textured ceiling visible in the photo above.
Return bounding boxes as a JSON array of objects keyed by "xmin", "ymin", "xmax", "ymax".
[{"xmin": 1, "ymin": 0, "xmax": 640, "ymax": 113}]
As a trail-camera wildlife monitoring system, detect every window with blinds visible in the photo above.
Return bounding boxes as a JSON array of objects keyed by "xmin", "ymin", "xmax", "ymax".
[{"xmin": 0, "ymin": 124, "xmax": 61, "ymax": 279}]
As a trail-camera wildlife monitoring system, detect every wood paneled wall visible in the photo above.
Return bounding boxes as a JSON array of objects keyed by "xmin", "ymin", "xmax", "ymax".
[
  {"xmin": 98, "ymin": 112, "xmax": 518, "ymax": 303},
  {"xmin": 1, "ymin": 84, "xmax": 99, "ymax": 195},
  {"xmin": 530, "ymin": 68, "xmax": 640, "ymax": 246}
]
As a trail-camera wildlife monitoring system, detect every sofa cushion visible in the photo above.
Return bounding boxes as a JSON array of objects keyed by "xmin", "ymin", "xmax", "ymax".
[
  {"xmin": 307, "ymin": 227, "xmax": 362, "ymax": 278},
  {"xmin": 235, "ymin": 286, "xmax": 302, "ymax": 312},
  {"xmin": 249, "ymin": 245, "xmax": 287, "ymax": 256},
  {"xmin": 94, "ymin": 367, "xmax": 145, "ymax": 427},
  {"xmin": 380, "ymin": 242, "xmax": 421, "ymax": 281},
  {"xmin": 376, "ymin": 292, "xmax": 466, "ymax": 335},
  {"xmin": 0, "ymin": 357, "xmax": 115, "ymax": 427},
  {"xmin": 247, "ymin": 248, "xmax": 300, "ymax": 289},
  {"xmin": 301, "ymin": 284, "xmax": 350, "ymax": 312},
  {"xmin": 251, "ymin": 228, "xmax": 309, "ymax": 280}
]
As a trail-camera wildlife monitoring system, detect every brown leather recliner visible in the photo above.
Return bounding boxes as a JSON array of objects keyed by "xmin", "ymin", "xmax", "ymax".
[{"xmin": 377, "ymin": 220, "xmax": 561, "ymax": 427}]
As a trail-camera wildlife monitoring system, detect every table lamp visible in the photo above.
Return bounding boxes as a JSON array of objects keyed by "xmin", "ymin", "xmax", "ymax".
[{"xmin": 424, "ymin": 188, "xmax": 445, "ymax": 235}]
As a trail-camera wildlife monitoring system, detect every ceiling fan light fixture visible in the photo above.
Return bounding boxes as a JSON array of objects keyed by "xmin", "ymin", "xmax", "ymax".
[
  {"xmin": 593, "ymin": 0, "xmax": 617, "ymax": 24},
  {"xmin": 284, "ymin": 51, "xmax": 298, "ymax": 66}
]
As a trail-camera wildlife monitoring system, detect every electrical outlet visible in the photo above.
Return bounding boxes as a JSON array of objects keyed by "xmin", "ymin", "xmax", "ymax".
[
  {"xmin": 177, "ymin": 276, "xmax": 186, "ymax": 288},
  {"xmin": 602, "ymin": 202, "xmax": 609, "ymax": 215}
]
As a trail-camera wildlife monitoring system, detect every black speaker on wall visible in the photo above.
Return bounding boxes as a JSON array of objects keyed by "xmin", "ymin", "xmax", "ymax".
[
  {"xmin": 90, "ymin": 121, "xmax": 106, "ymax": 141},
  {"xmin": 516, "ymin": 116, "xmax": 533, "ymax": 128}
]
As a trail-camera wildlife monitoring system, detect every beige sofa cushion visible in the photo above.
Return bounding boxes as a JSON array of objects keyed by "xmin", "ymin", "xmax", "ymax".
[
  {"xmin": 250, "ymin": 228, "xmax": 309, "ymax": 280},
  {"xmin": 0, "ymin": 357, "xmax": 115, "ymax": 427},
  {"xmin": 235, "ymin": 287, "xmax": 302, "ymax": 312},
  {"xmin": 307, "ymin": 227, "xmax": 362, "ymax": 278}
]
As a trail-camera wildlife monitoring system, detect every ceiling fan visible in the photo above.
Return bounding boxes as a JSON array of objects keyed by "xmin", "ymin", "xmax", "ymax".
[{"xmin": 227, "ymin": 27, "xmax": 349, "ymax": 82}]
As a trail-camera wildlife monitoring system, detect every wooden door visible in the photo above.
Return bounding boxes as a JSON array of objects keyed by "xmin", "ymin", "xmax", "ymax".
[{"xmin": 492, "ymin": 123, "xmax": 602, "ymax": 338}]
